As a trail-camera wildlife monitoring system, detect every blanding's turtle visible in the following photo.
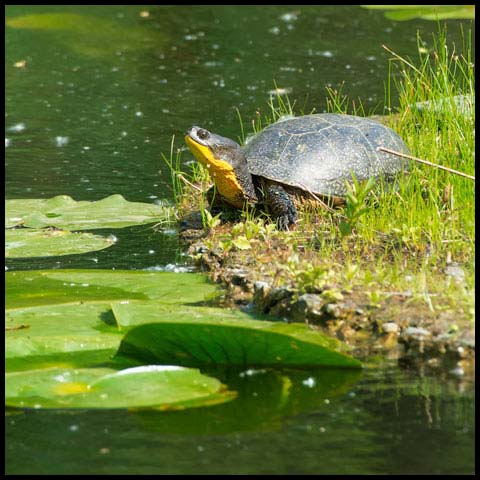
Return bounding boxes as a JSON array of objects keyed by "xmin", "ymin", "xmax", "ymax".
[{"xmin": 185, "ymin": 113, "xmax": 409, "ymax": 229}]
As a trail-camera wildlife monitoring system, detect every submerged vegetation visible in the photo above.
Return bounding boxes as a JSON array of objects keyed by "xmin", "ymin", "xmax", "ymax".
[{"xmin": 163, "ymin": 25, "xmax": 475, "ymax": 364}]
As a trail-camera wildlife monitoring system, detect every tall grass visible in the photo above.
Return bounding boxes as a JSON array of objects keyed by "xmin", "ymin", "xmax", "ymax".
[{"xmin": 163, "ymin": 24, "xmax": 474, "ymax": 290}]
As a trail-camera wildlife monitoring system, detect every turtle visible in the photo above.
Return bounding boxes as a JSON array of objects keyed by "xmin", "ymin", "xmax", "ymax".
[{"xmin": 185, "ymin": 113, "xmax": 409, "ymax": 229}]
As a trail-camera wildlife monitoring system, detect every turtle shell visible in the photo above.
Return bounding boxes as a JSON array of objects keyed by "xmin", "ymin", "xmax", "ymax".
[{"xmin": 242, "ymin": 113, "xmax": 409, "ymax": 197}]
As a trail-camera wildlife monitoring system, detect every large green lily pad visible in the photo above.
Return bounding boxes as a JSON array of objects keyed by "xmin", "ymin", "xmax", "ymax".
[
  {"xmin": 5, "ymin": 228, "xmax": 115, "ymax": 258},
  {"xmin": 6, "ymin": 270, "xmax": 360, "ymax": 376},
  {"xmin": 5, "ymin": 194, "xmax": 175, "ymax": 230},
  {"xmin": 5, "ymin": 365, "xmax": 235, "ymax": 410},
  {"xmin": 113, "ymin": 302, "xmax": 362, "ymax": 369},
  {"xmin": 5, "ymin": 270, "xmax": 218, "ymax": 370},
  {"xmin": 6, "ymin": 270, "xmax": 215, "ymax": 310}
]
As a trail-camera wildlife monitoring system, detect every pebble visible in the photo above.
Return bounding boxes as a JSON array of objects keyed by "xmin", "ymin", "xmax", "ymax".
[
  {"xmin": 449, "ymin": 366, "xmax": 465, "ymax": 377},
  {"xmin": 382, "ymin": 322, "xmax": 399, "ymax": 333},
  {"xmin": 444, "ymin": 263, "xmax": 466, "ymax": 283},
  {"xmin": 402, "ymin": 326, "xmax": 431, "ymax": 337}
]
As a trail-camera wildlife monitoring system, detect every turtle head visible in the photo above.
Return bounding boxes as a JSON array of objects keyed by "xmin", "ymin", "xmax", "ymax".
[{"xmin": 185, "ymin": 126, "xmax": 258, "ymax": 207}]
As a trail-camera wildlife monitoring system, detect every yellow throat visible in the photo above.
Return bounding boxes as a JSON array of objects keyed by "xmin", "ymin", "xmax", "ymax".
[{"xmin": 185, "ymin": 135, "xmax": 246, "ymax": 208}]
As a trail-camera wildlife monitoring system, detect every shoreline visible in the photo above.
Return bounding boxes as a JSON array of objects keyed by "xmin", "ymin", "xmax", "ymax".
[{"xmin": 180, "ymin": 223, "xmax": 475, "ymax": 379}]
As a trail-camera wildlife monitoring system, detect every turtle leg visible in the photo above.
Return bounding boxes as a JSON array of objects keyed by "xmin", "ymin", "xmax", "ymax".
[{"xmin": 264, "ymin": 183, "xmax": 298, "ymax": 230}]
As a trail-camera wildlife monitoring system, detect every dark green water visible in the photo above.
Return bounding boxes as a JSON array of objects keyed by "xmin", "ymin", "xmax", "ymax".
[{"xmin": 5, "ymin": 5, "xmax": 475, "ymax": 474}]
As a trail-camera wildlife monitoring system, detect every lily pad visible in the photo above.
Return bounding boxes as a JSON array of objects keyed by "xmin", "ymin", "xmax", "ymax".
[
  {"xmin": 5, "ymin": 228, "xmax": 115, "ymax": 258},
  {"xmin": 113, "ymin": 302, "xmax": 362, "ymax": 369},
  {"xmin": 6, "ymin": 270, "xmax": 215, "ymax": 310},
  {"xmin": 361, "ymin": 5, "xmax": 475, "ymax": 20},
  {"xmin": 5, "ymin": 270, "xmax": 219, "ymax": 371},
  {"xmin": 5, "ymin": 365, "xmax": 235, "ymax": 410},
  {"xmin": 6, "ymin": 13, "xmax": 168, "ymax": 59},
  {"xmin": 5, "ymin": 194, "xmax": 175, "ymax": 230}
]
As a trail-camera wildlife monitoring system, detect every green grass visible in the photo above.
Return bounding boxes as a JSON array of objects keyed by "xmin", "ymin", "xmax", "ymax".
[{"xmin": 163, "ymin": 24, "xmax": 474, "ymax": 321}]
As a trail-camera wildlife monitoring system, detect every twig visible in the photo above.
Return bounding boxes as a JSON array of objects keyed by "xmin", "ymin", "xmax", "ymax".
[
  {"xmin": 378, "ymin": 147, "xmax": 475, "ymax": 181},
  {"xmin": 297, "ymin": 183, "xmax": 337, "ymax": 214},
  {"xmin": 177, "ymin": 173, "xmax": 205, "ymax": 192}
]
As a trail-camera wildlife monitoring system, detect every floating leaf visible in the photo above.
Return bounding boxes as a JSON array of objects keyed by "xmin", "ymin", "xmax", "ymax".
[
  {"xmin": 361, "ymin": 5, "xmax": 475, "ymax": 20},
  {"xmin": 5, "ymin": 13, "xmax": 168, "ymax": 58},
  {"xmin": 5, "ymin": 270, "xmax": 218, "ymax": 371},
  {"xmin": 5, "ymin": 365, "xmax": 235, "ymax": 410},
  {"xmin": 6, "ymin": 270, "xmax": 214, "ymax": 310},
  {"xmin": 5, "ymin": 194, "xmax": 174, "ymax": 230},
  {"xmin": 5, "ymin": 228, "xmax": 114, "ymax": 258},
  {"xmin": 113, "ymin": 302, "xmax": 362, "ymax": 369}
]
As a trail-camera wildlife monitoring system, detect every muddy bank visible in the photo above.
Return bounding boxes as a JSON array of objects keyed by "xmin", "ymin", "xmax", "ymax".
[{"xmin": 181, "ymin": 223, "xmax": 474, "ymax": 379}]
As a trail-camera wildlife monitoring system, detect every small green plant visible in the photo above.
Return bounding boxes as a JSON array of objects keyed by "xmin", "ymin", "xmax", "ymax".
[{"xmin": 339, "ymin": 175, "xmax": 376, "ymax": 236}]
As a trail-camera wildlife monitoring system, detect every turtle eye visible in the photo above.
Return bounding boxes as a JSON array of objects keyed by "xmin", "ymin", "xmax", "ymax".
[{"xmin": 197, "ymin": 129, "xmax": 210, "ymax": 141}]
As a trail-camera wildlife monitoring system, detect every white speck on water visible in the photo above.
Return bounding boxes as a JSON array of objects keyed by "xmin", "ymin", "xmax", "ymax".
[
  {"xmin": 148, "ymin": 249, "xmax": 155, "ymax": 254},
  {"xmin": 280, "ymin": 12, "xmax": 298, "ymax": 22},
  {"xmin": 81, "ymin": 283, "xmax": 89, "ymax": 287},
  {"xmin": 320, "ymin": 50, "xmax": 334, "ymax": 58},
  {"xmin": 324, "ymin": 399, "xmax": 330, "ymax": 404},
  {"xmin": 55, "ymin": 136, "xmax": 69, "ymax": 147},
  {"xmin": 213, "ymin": 78, "xmax": 225, "ymax": 88},
  {"xmin": 83, "ymin": 146, "xmax": 91, "ymax": 151},
  {"xmin": 108, "ymin": 235, "xmax": 117, "ymax": 243},
  {"xmin": 268, "ymin": 26, "xmax": 280, "ymax": 35},
  {"xmin": 345, "ymin": 64, "xmax": 352, "ymax": 70},
  {"xmin": 319, "ymin": 427, "xmax": 326, "ymax": 433},
  {"xmin": 135, "ymin": 111, "xmax": 143, "ymax": 117},
  {"xmin": 302, "ymin": 377, "xmax": 316, "ymax": 388},
  {"xmin": 366, "ymin": 55, "xmax": 377, "ymax": 61},
  {"xmin": 100, "ymin": 393, "xmax": 108, "ymax": 400},
  {"xmin": 119, "ymin": 300, "xmax": 130, "ymax": 304},
  {"xmin": 5, "ymin": 138, "xmax": 11, "ymax": 147},
  {"xmin": 5, "ymin": 266, "xmax": 9, "ymax": 271},
  {"xmin": 69, "ymin": 424, "xmax": 79, "ymax": 432},
  {"xmin": 197, "ymin": 445, "xmax": 204, "ymax": 452},
  {"xmin": 268, "ymin": 87, "xmax": 291, "ymax": 96},
  {"xmin": 7, "ymin": 122, "xmax": 26, "ymax": 132},
  {"xmin": 121, "ymin": 131, "xmax": 128, "ymax": 137},
  {"xmin": 239, "ymin": 368, "xmax": 266, "ymax": 377},
  {"xmin": 33, "ymin": 404, "xmax": 42, "ymax": 409},
  {"xmin": 91, "ymin": 258, "xmax": 99, "ymax": 263}
]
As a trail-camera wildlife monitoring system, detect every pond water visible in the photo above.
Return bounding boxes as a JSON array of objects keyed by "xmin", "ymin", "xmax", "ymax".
[{"xmin": 5, "ymin": 5, "xmax": 475, "ymax": 475}]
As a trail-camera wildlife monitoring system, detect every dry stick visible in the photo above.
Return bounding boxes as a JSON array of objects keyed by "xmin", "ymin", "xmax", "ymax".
[
  {"xmin": 298, "ymin": 182, "xmax": 337, "ymax": 214},
  {"xmin": 177, "ymin": 173, "xmax": 205, "ymax": 193},
  {"xmin": 378, "ymin": 147, "xmax": 475, "ymax": 181}
]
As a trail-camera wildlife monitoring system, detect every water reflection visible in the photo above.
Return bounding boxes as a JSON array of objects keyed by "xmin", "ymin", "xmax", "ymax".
[{"xmin": 5, "ymin": 367, "xmax": 474, "ymax": 474}]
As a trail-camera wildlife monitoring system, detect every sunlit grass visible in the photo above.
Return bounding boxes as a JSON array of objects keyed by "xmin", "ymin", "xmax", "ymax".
[{"xmin": 162, "ymin": 24, "xmax": 474, "ymax": 318}]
